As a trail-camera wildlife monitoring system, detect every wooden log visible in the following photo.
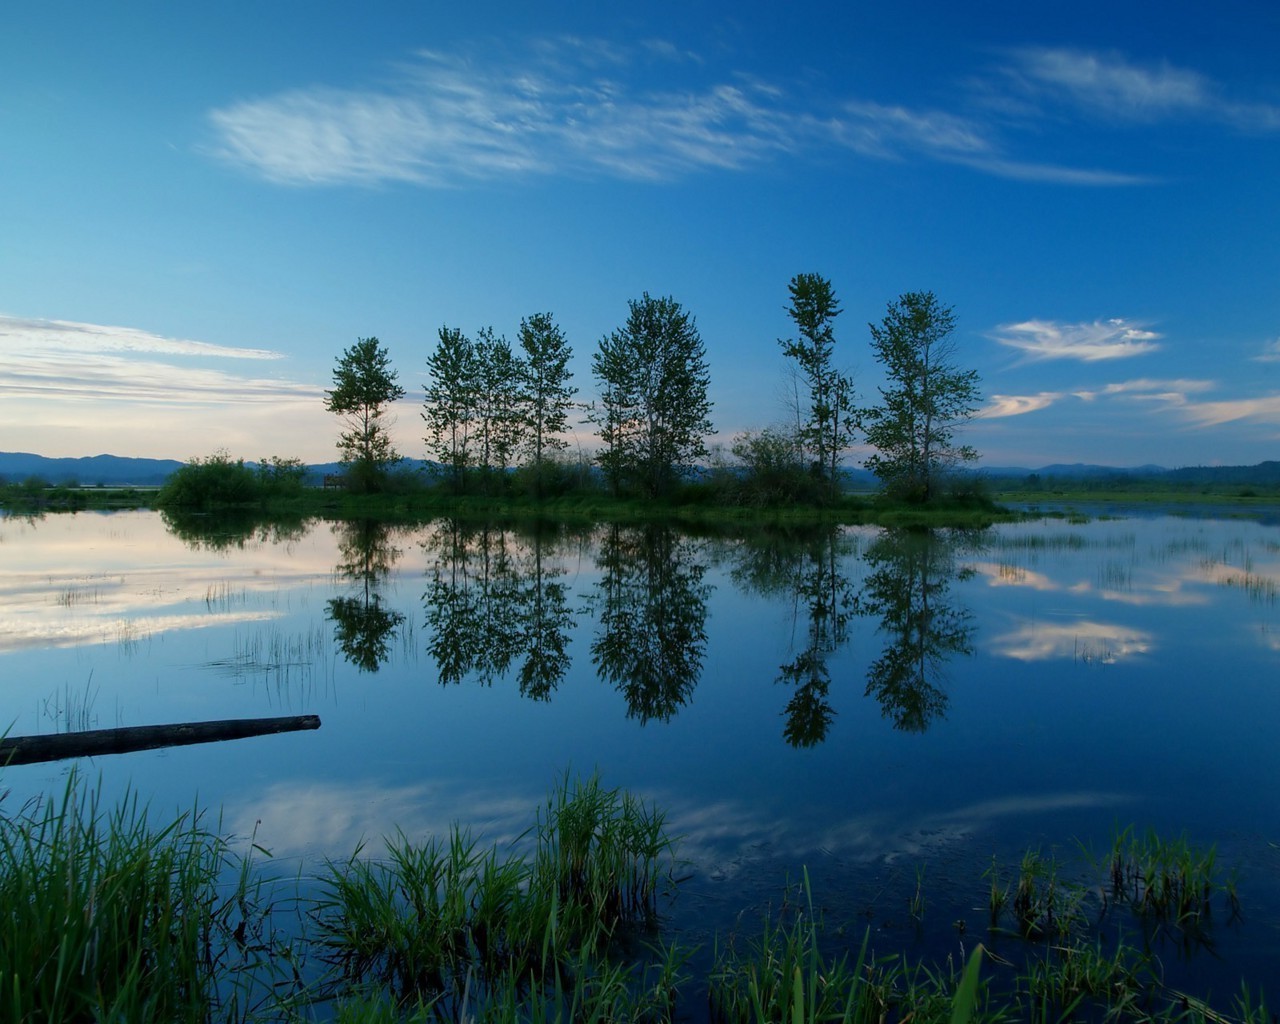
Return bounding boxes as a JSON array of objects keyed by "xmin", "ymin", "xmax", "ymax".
[{"xmin": 0, "ymin": 714, "xmax": 321, "ymax": 766}]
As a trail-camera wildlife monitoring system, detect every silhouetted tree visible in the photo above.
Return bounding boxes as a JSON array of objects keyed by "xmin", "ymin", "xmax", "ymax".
[
  {"xmin": 779, "ymin": 273, "xmax": 857, "ymax": 501},
  {"xmin": 325, "ymin": 337, "xmax": 405, "ymax": 493},
  {"xmin": 865, "ymin": 292, "xmax": 980, "ymax": 502},
  {"xmin": 590, "ymin": 294, "xmax": 714, "ymax": 497}
]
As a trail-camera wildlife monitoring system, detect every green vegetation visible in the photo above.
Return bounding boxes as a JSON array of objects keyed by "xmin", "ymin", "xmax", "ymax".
[
  {"xmin": 1, "ymin": 768, "xmax": 1269, "ymax": 1023},
  {"xmin": 591, "ymin": 292, "xmax": 715, "ymax": 498},
  {"xmin": 0, "ymin": 476, "xmax": 154, "ymax": 512},
  {"xmin": 865, "ymin": 291, "xmax": 981, "ymax": 503},
  {"xmin": 326, "ymin": 336, "xmax": 407, "ymax": 493},
  {"xmin": 778, "ymin": 272, "xmax": 857, "ymax": 504},
  {"xmin": 156, "ymin": 451, "xmax": 308, "ymax": 510}
]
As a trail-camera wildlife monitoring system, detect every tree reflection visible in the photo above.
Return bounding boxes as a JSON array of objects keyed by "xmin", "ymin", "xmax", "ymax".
[
  {"xmin": 590, "ymin": 524, "xmax": 711, "ymax": 723},
  {"xmin": 420, "ymin": 519, "xmax": 576, "ymax": 698},
  {"xmin": 727, "ymin": 527, "xmax": 859, "ymax": 748},
  {"xmin": 859, "ymin": 527, "xmax": 982, "ymax": 732},
  {"xmin": 161, "ymin": 508, "xmax": 310, "ymax": 551},
  {"xmin": 326, "ymin": 519, "xmax": 405, "ymax": 672}
]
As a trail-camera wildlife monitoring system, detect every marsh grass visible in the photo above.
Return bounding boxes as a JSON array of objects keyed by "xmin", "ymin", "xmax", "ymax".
[
  {"xmin": 313, "ymin": 771, "xmax": 682, "ymax": 1020},
  {"xmin": 1107, "ymin": 827, "xmax": 1237, "ymax": 929},
  {"xmin": 0, "ymin": 773, "xmax": 275, "ymax": 1023},
  {"xmin": 707, "ymin": 872, "xmax": 992, "ymax": 1024},
  {"xmin": 1, "ymin": 769, "xmax": 1270, "ymax": 1024}
]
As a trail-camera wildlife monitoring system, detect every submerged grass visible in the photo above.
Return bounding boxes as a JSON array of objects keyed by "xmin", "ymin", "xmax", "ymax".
[{"xmin": 0, "ymin": 771, "xmax": 1271, "ymax": 1024}]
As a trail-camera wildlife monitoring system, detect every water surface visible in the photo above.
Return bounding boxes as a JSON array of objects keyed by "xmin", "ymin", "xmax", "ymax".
[{"xmin": 2, "ymin": 508, "xmax": 1278, "ymax": 996}]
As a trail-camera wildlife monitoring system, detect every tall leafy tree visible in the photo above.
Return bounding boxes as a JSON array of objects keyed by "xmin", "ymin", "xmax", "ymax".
[
  {"xmin": 779, "ymin": 273, "xmax": 857, "ymax": 501},
  {"xmin": 325, "ymin": 336, "xmax": 405, "ymax": 493},
  {"xmin": 864, "ymin": 291, "xmax": 980, "ymax": 502},
  {"xmin": 473, "ymin": 327, "xmax": 523, "ymax": 485},
  {"xmin": 517, "ymin": 312, "xmax": 575, "ymax": 493},
  {"xmin": 590, "ymin": 293, "xmax": 714, "ymax": 497},
  {"xmin": 423, "ymin": 326, "xmax": 478, "ymax": 491}
]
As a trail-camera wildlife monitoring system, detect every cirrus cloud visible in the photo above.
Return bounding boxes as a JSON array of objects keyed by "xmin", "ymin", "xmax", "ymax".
[{"xmin": 990, "ymin": 318, "xmax": 1162, "ymax": 362}]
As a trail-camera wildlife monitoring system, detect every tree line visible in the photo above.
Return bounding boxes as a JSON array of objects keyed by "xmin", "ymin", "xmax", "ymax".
[{"xmin": 325, "ymin": 274, "xmax": 981, "ymax": 505}]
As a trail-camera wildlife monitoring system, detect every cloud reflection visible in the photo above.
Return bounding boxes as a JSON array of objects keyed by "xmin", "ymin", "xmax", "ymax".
[{"xmin": 991, "ymin": 620, "xmax": 1153, "ymax": 663}]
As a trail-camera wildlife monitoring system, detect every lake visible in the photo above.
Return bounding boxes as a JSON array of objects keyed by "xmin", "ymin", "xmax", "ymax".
[{"xmin": 2, "ymin": 507, "xmax": 1278, "ymax": 1008}]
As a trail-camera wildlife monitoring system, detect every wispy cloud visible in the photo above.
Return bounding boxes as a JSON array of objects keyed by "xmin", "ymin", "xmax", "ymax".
[
  {"xmin": 210, "ymin": 43, "xmax": 801, "ymax": 186},
  {"xmin": 0, "ymin": 315, "xmax": 281, "ymax": 360},
  {"xmin": 0, "ymin": 314, "xmax": 318, "ymax": 408},
  {"xmin": 977, "ymin": 392, "xmax": 1063, "ymax": 418},
  {"xmin": 206, "ymin": 37, "xmax": 1161, "ymax": 189},
  {"xmin": 1252, "ymin": 338, "xmax": 1280, "ymax": 363},
  {"xmin": 991, "ymin": 318, "xmax": 1162, "ymax": 362},
  {"xmin": 1004, "ymin": 47, "xmax": 1280, "ymax": 132},
  {"xmin": 1175, "ymin": 394, "xmax": 1280, "ymax": 428}
]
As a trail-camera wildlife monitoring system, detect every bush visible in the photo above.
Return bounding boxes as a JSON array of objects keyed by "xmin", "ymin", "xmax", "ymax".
[{"xmin": 157, "ymin": 451, "xmax": 308, "ymax": 509}]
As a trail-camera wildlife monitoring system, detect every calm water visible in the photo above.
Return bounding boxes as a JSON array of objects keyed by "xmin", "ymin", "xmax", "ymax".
[{"xmin": 2, "ymin": 507, "xmax": 1279, "ymax": 997}]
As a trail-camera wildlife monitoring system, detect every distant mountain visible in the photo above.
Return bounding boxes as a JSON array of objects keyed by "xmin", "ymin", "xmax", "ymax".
[
  {"xmin": 5, "ymin": 451, "xmax": 1279, "ymax": 490},
  {"xmin": 979, "ymin": 463, "xmax": 1168, "ymax": 479},
  {"xmin": 0, "ymin": 452, "xmax": 185, "ymax": 486}
]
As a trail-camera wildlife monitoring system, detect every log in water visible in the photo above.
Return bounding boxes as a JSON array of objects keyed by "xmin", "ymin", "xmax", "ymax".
[{"xmin": 0, "ymin": 715, "xmax": 321, "ymax": 766}]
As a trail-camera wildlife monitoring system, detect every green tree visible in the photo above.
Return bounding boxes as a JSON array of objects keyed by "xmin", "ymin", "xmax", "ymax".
[
  {"xmin": 865, "ymin": 291, "xmax": 980, "ymax": 502},
  {"xmin": 325, "ymin": 337, "xmax": 406, "ymax": 493},
  {"xmin": 473, "ymin": 327, "xmax": 523, "ymax": 488},
  {"xmin": 423, "ymin": 326, "xmax": 478, "ymax": 491},
  {"xmin": 517, "ymin": 312, "xmax": 575, "ymax": 495},
  {"xmin": 779, "ymin": 273, "xmax": 857, "ymax": 502},
  {"xmin": 590, "ymin": 293, "xmax": 714, "ymax": 497}
]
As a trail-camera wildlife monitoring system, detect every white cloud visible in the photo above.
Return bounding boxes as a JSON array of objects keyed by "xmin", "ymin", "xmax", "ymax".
[
  {"xmin": 977, "ymin": 392, "xmax": 1062, "ymax": 418},
  {"xmin": 1003, "ymin": 47, "xmax": 1280, "ymax": 132},
  {"xmin": 1253, "ymin": 338, "xmax": 1280, "ymax": 363},
  {"xmin": 210, "ymin": 44, "xmax": 802, "ymax": 186},
  {"xmin": 0, "ymin": 315, "xmax": 281, "ymax": 360},
  {"xmin": 0, "ymin": 314, "xmax": 338, "ymax": 460},
  {"xmin": 991, "ymin": 318, "xmax": 1162, "ymax": 362},
  {"xmin": 1175, "ymin": 393, "xmax": 1280, "ymax": 428},
  {"xmin": 206, "ymin": 38, "xmax": 1159, "ymax": 189}
]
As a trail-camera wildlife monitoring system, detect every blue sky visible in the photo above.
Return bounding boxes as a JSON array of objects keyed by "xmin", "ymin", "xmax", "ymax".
[{"xmin": 2, "ymin": 1, "xmax": 1278, "ymax": 468}]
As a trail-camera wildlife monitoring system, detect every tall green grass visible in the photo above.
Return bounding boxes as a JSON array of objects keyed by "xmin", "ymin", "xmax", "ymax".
[
  {"xmin": 313, "ymin": 771, "xmax": 682, "ymax": 1019},
  {"xmin": 0, "ymin": 770, "xmax": 1271, "ymax": 1024},
  {"xmin": 0, "ymin": 774, "xmax": 273, "ymax": 1023}
]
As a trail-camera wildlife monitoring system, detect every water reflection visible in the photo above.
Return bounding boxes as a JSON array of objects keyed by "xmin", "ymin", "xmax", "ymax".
[
  {"xmin": 724, "ymin": 526, "xmax": 858, "ymax": 748},
  {"xmin": 589, "ymin": 524, "xmax": 711, "ymax": 723},
  {"xmin": 859, "ymin": 528, "xmax": 982, "ymax": 732},
  {"xmin": 420, "ymin": 520, "xmax": 577, "ymax": 697},
  {"xmin": 159, "ymin": 507, "xmax": 310, "ymax": 551},
  {"xmin": 327, "ymin": 519, "xmax": 405, "ymax": 672}
]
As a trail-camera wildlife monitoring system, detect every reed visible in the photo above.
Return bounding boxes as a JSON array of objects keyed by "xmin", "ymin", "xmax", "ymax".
[
  {"xmin": 1108, "ymin": 827, "xmax": 1225, "ymax": 926},
  {"xmin": 0, "ymin": 773, "xmax": 269, "ymax": 1023}
]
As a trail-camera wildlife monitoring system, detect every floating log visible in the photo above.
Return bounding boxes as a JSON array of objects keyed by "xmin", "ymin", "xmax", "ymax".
[{"xmin": 0, "ymin": 714, "xmax": 321, "ymax": 766}]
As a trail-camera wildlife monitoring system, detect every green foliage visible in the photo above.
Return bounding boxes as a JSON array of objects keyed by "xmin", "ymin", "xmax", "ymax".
[
  {"xmin": 865, "ymin": 291, "xmax": 981, "ymax": 503},
  {"xmin": 591, "ymin": 292, "xmax": 715, "ymax": 498},
  {"xmin": 423, "ymin": 325, "xmax": 478, "ymax": 491},
  {"xmin": 518, "ymin": 311, "xmax": 577, "ymax": 493},
  {"xmin": 157, "ymin": 449, "xmax": 259, "ymax": 508},
  {"xmin": 0, "ymin": 773, "xmax": 272, "ymax": 1023},
  {"xmin": 156, "ymin": 451, "xmax": 306, "ymax": 509},
  {"xmin": 726, "ymin": 427, "xmax": 830, "ymax": 507},
  {"xmin": 779, "ymin": 273, "xmax": 858, "ymax": 501},
  {"xmin": 326, "ymin": 336, "xmax": 406, "ymax": 493}
]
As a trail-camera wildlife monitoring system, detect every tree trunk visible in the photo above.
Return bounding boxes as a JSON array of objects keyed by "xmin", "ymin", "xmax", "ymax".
[{"xmin": 0, "ymin": 715, "xmax": 321, "ymax": 766}]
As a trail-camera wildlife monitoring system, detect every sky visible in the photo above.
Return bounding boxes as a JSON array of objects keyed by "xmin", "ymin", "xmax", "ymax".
[{"xmin": 2, "ymin": 1, "xmax": 1278, "ymax": 469}]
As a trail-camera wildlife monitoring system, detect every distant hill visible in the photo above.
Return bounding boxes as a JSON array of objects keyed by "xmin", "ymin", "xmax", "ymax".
[
  {"xmin": 0, "ymin": 452, "xmax": 184, "ymax": 486},
  {"xmin": 4, "ymin": 451, "xmax": 1279, "ymax": 490}
]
